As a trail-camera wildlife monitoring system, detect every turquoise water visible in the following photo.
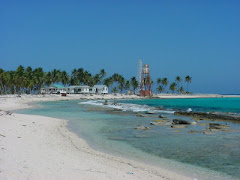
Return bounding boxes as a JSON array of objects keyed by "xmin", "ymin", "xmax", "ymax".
[
  {"xmin": 17, "ymin": 98, "xmax": 240, "ymax": 179},
  {"xmin": 120, "ymin": 98, "xmax": 240, "ymax": 114}
]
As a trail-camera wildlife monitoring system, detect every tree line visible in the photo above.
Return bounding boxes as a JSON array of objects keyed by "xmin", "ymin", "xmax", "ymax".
[
  {"xmin": 0, "ymin": 65, "xmax": 139, "ymax": 94},
  {"xmin": 0, "ymin": 65, "xmax": 192, "ymax": 95},
  {"xmin": 156, "ymin": 76, "xmax": 192, "ymax": 94}
]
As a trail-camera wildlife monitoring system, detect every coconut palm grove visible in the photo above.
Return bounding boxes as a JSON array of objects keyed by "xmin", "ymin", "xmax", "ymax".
[{"xmin": 0, "ymin": 65, "xmax": 192, "ymax": 95}]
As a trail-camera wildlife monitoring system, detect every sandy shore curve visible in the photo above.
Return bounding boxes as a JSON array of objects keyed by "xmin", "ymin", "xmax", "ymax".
[{"xmin": 1, "ymin": 94, "xmax": 237, "ymax": 180}]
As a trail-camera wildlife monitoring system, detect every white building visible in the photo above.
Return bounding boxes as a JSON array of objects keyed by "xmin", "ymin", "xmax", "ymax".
[
  {"xmin": 92, "ymin": 85, "xmax": 108, "ymax": 94},
  {"xmin": 41, "ymin": 84, "xmax": 108, "ymax": 94},
  {"xmin": 40, "ymin": 84, "xmax": 66, "ymax": 94},
  {"xmin": 66, "ymin": 85, "xmax": 90, "ymax": 94}
]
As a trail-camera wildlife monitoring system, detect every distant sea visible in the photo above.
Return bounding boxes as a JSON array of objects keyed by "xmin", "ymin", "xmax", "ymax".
[
  {"xmin": 221, "ymin": 94, "xmax": 240, "ymax": 95},
  {"xmin": 17, "ymin": 97, "xmax": 240, "ymax": 180}
]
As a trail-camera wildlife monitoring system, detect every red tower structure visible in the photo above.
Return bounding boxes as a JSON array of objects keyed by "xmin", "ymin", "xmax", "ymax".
[{"xmin": 140, "ymin": 64, "xmax": 152, "ymax": 96}]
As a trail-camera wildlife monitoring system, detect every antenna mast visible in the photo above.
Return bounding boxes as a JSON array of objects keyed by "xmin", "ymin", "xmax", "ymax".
[{"xmin": 137, "ymin": 59, "xmax": 142, "ymax": 94}]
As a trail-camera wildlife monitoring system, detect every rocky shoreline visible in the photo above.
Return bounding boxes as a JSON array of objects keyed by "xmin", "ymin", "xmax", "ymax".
[{"xmin": 174, "ymin": 111, "xmax": 240, "ymax": 123}]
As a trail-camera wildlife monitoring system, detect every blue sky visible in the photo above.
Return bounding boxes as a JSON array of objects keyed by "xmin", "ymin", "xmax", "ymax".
[{"xmin": 1, "ymin": 0, "xmax": 240, "ymax": 94}]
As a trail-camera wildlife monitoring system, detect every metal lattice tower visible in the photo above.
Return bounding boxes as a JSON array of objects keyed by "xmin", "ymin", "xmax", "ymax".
[
  {"xmin": 137, "ymin": 59, "xmax": 142, "ymax": 94},
  {"xmin": 140, "ymin": 64, "xmax": 152, "ymax": 96}
]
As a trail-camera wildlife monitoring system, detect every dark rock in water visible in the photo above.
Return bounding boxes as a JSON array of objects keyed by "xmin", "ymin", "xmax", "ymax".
[
  {"xmin": 103, "ymin": 100, "xmax": 108, "ymax": 105},
  {"xmin": 146, "ymin": 111, "xmax": 155, "ymax": 114},
  {"xmin": 113, "ymin": 108, "xmax": 122, "ymax": 111},
  {"xmin": 134, "ymin": 125, "xmax": 151, "ymax": 130},
  {"xmin": 172, "ymin": 119, "xmax": 190, "ymax": 125},
  {"xmin": 171, "ymin": 119, "xmax": 190, "ymax": 128},
  {"xmin": 136, "ymin": 114, "xmax": 147, "ymax": 117},
  {"xmin": 208, "ymin": 123, "xmax": 229, "ymax": 129},
  {"xmin": 171, "ymin": 125, "xmax": 188, "ymax": 129},
  {"xmin": 222, "ymin": 129, "xmax": 233, "ymax": 132},
  {"xmin": 174, "ymin": 111, "xmax": 240, "ymax": 123},
  {"xmin": 158, "ymin": 115, "xmax": 164, "ymax": 118}
]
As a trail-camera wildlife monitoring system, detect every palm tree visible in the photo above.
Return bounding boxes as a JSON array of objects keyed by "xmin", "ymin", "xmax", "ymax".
[
  {"xmin": 118, "ymin": 79, "xmax": 125, "ymax": 93},
  {"xmin": 103, "ymin": 77, "xmax": 113, "ymax": 88},
  {"xmin": 5, "ymin": 71, "xmax": 16, "ymax": 94},
  {"xmin": 60, "ymin": 71, "xmax": 70, "ymax": 86},
  {"xmin": 156, "ymin": 78, "xmax": 162, "ymax": 85},
  {"xmin": 99, "ymin": 69, "xmax": 106, "ymax": 83},
  {"xmin": 161, "ymin": 78, "xmax": 169, "ymax": 92},
  {"xmin": 93, "ymin": 74, "xmax": 101, "ymax": 85},
  {"xmin": 51, "ymin": 69, "xmax": 61, "ymax": 84},
  {"xmin": 16, "ymin": 65, "xmax": 25, "ymax": 93},
  {"xmin": 179, "ymin": 86, "xmax": 184, "ymax": 94},
  {"xmin": 1, "ymin": 71, "xmax": 8, "ymax": 94},
  {"xmin": 83, "ymin": 71, "xmax": 94, "ymax": 86},
  {"xmin": 112, "ymin": 73, "xmax": 123, "ymax": 88},
  {"xmin": 25, "ymin": 66, "xmax": 34, "ymax": 93},
  {"xmin": 70, "ymin": 68, "xmax": 78, "ymax": 85},
  {"xmin": 77, "ymin": 68, "xmax": 85, "ymax": 84},
  {"xmin": 33, "ymin": 68, "xmax": 44, "ymax": 93},
  {"xmin": 175, "ymin": 76, "xmax": 181, "ymax": 93},
  {"xmin": 45, "ymin": 72, "xmax": 52, "ymax": 87},
  {"xmin": 185, "ymin": 75, "xmax": 192, "ymax": 92},
  {"xmin": 111, "ymin": 86, "xmax": 118, "ymax": 94},
  {"xmin": 117, "ymin": 75, "xmax": 125, "ymax": 93},
  {"xmin": 151, "ymin": 79, "xmax": 154, "ymax": 85},
  {"xmin": 131, "ymin": 77, "xmax": 139, "ymax": 94},
  {"xmin": 169, "ymin": 82, "xmax": 177, "ymax": 94},
  {"xmin": 125, "ymin": 80, "xmax": 130, "ymax": 92},
  {"xmin": 0, "ymin": 68, "xmax": 5, "ymax": 94},
  {"xmin": 157, "ymin": 85, "xmax": 164, "ymax": 93}
]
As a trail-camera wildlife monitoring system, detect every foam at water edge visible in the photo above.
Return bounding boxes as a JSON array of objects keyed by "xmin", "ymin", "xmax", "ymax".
[{"xmin": 79, "ymin": 100, "xmax": 175, "ymax": 114}]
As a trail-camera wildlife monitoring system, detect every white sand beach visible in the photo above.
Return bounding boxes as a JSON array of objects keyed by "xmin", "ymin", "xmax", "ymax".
[{"xmin": 0, "ymin": 94, "xmax": 239, "ymax": 180}]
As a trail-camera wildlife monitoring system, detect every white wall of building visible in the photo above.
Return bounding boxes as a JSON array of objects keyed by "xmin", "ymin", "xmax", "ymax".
[
  {"xmin": 94, "ymin": 85, "xmax": 108, "ymax": 94},
  {"xmin": 41, "ymin": 85, "xmax": 108, "ymax": 94}
]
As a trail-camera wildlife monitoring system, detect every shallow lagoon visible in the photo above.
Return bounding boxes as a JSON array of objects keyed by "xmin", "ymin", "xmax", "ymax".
[{"xmin": 18, "ymin": 98, "xmax": 240, "ymax": 179}]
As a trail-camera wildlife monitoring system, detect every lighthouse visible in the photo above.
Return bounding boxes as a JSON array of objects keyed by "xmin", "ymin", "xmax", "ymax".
[{"xmin": 140, "ymin": 64, "xmax": 152, "ymax": 96}]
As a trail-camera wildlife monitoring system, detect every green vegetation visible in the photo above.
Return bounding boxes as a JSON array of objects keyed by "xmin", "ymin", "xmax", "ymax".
[
  {"xmin": 169, "ymin": 82, "xmax": 177, "ymax": 94},
  {"xmin": 161, "ymin": 78, "xmax": 169, "ymax": 92},
  {"xmin": 130, "ymin": 77, "xmax": 139, "ymax": 94},
  {"xmin": 156, "ymin": 75, "xmax": 192, "ymax": 94},
  {"xmin": 0, "ymin": 65, "xmax": 192, "ymax": 95},
  {"xmin": 0, "ymin": 66, "xmax": 140, "ymax": 95},
  {"xmin": 175, "ymin": 76, "xmax": 181, "ymax": 92},
  {"xmin": 156, "ymin": 85, "xmax": 164, "ymax": 93},
  {"xmin": 185, "ymin": 75, "xmax": 192, "ymax": 93}
]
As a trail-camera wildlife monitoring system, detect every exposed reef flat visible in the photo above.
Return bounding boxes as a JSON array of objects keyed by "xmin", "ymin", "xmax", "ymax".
[{"xmin": 174, "ymin": 111, "xmax": 240, "ymax": 123}]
